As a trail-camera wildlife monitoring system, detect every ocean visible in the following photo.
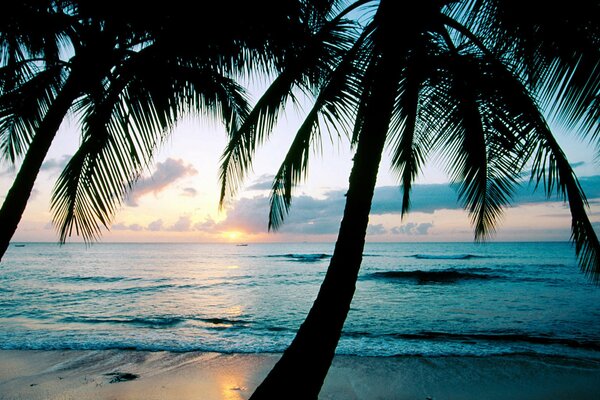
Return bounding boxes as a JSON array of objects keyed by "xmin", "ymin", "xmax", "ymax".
[{"xmin": 1, "ymin": 242, "xmax": 599, "ymax": 360}]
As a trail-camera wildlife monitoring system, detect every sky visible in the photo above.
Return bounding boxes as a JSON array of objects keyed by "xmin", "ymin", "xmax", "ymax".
[{"xmin": 1, "ymin": 94, "xmax": 599, "ymax": 244}]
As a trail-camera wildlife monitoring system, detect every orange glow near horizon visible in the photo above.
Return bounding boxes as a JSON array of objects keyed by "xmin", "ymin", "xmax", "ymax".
[{"xmin": 222, "ymin": 230, "xmax": 244, "ymax": 241}]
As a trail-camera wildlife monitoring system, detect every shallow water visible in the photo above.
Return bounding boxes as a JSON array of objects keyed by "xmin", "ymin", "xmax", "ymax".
[{"xmin": 1, "ymin": 242, "xmax": 599, "ymax": 359}]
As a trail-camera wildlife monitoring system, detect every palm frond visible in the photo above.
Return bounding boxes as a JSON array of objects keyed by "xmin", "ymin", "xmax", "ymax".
[
  {"xmin": 51, "ymin": 52, "xmax": 251, "ymax": 242},
  {"xmin": 350, "ymin": 24, "xmax": 377, "ymax": 146},
  {"xmin": 428, "ymin": 52, "xmax": 526, "ymax": 240},
  {"xmin": 219, "ymin": 13, "xmax": 357, "ymax": 207},
  {"xmin": 0, "ymin": 0, "xmax": 74, "ymax": 65},
  {"xmin": 461, "ymin": 50, "xmax": 600, "ymax": 281},
  {"xmin": 388, "ymin": 47, "xmax": 429, "ymax": 216},
  {"xmin": 219, "ymin": 70, "xmax": 298, "ymax": 207},
  {"xmin": 0, "ymin": 65, "xmax": 66, "ymax": 162},
  {"xmin": 456, "ymin": 0, "xmax": 600, "ymax": 136},
  {"xmin": 268, "ymin": 31, "xmax": 364, "ymax": 230},
  {"xmin": 51, "ymin": 82, "xmax": 138, "ymax": 242},
  {"xmin": 268, "ymin": 23, "xmax": 370, "ymax": 229}
]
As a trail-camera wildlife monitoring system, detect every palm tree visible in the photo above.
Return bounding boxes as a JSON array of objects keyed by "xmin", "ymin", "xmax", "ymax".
[
  {"xmin": 0, "ymin": 0, "xmax": 75, "ymax": 258},
  {"xmin": 0, "ymin": 0, "xmax": 307, "ymax": 258},
  {"xmin": 220, "ymin": 0, "xmax": 600, "ymax": 398}
]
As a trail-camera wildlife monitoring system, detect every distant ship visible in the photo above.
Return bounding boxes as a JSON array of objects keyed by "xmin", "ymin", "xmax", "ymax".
[
  {"xmin": 14, "ymin": 244, "xmax": 26, "ymax": 247},
  {"xmin": 236, "ymin": 244, "xmax": 248, "ymax": 247}
]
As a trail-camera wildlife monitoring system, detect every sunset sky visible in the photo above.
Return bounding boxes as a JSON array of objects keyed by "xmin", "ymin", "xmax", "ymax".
[{"xmin": 1, "ymin": 96, "xmax": 599, "ymax": 244}]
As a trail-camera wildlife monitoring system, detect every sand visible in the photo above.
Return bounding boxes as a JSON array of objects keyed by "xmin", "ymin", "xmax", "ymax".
[{"xmin": 0, "ymin": 350, "xmax": 599, "ymax": 399}]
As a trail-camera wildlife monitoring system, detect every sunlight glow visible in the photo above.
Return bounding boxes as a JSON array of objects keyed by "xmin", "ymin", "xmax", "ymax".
[{"xmin": 222, "ymin": 230, "xmax": 243, "ymax": 241}]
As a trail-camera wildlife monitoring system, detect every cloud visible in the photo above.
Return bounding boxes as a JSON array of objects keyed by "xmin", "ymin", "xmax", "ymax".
[
  {"xmin": 217, "ymin": 193, "xmax": 344, "ymax": 235},
  {"xmin": 195, "ymin": 218, "xmax": 216, "ymax": 232},
  {"xmin": 246, "ymin": 174, "xmax": 275, "ymax": 191},
  {"xmin": 371, "ymin": 185, "xmax": 457, "ymax": 214},
  {"xmin": 148, "ymin": 219, "xmax": 164, "ymax": 231},
  {"xmin": 367, "ymin": 224, "xmax": 387, "ymax": 235},
  {"xmin": 113, "ymin": 218, "xmax": 192, "ymax": 232},
  {"xmin": 29, "ymin": 189, "xmax": 40, "ymax": 201},
  {"xmin": 41, "ymin": 155, "xmax": 71, "ymax": 172},
  {"xmin": 181, "ymin": 187, "xmax": 197, "ymax": 197},
  {"xmin": 571, "ymin": 161, "xmax": 585, "ymax": 169},
  {"xmin": 169, "ymin": 216, "xmax": 192, "ymax": 232},
  {"xmin": 112, "ymin": 222, "xmax": 143, "ymax": 231},
  {"xmin": 106, "ymin": 175, "xmax": 600, "ymax": 238},
  {"xmin": 391, "ymin": 222, "xmax": 433, "ymax": 236},
  {"xmin": 0, "ymin": 166, "xmax": 16, "ymax": 178},
  {"xmin": 127, "ymin": 158, "xmax": 197, "ymax": 206},
  {"xmin": 210, "ymin": 175, "xmax": 600, "ymax": 237},
  {"xmin": 371, "ymin": 175, "xmax": 600, "ymax": 215}
]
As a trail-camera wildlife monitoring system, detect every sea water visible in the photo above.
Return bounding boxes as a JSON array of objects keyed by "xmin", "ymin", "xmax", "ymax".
[{"xmin": 1, "ymin": 242, "xmax": 599, "ymax": 359}]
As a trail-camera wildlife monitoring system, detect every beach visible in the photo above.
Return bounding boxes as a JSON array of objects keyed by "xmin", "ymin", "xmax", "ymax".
[{"xmin": 1, "ymin": 350, "xmax": 599, "ymax": 399}]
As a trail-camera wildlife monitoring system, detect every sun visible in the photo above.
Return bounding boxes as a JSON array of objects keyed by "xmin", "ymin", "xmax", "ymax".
[{"xmin": 222, "ymin": 230, "xmax": 243, "ymax": 241}]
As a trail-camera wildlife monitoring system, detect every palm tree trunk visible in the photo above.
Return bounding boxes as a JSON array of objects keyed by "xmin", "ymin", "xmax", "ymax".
[
  {"xmin": 250, "ymin": 55, "xmax": 398, "ymax": 399},
  {"xmin": 0, "ymin": 75, "xmax": 79, "ymax": 261}
]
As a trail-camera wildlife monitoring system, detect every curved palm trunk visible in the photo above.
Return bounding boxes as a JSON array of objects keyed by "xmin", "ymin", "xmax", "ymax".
[
  {"xmin": 250, "ymin": 57, "xmax": 398, "ymax": 399},
  {"xmin": 0, "ymin": 75, "xmax": 79, "ymax": 260}
]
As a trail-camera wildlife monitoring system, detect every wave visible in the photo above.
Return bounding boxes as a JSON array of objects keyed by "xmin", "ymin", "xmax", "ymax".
[
  {"xmin": 369, "ymin": 268, "xmax": 498, "ymax": 283},
  {"xmin": 267, "ymin": 253, "xmax": 331, "ymax": 262},
  {"xmin": 58, "ymin": 276, "xmax": 142, "ymax": 283},
  {"xmin": 60, "ymin": 316, "xmax": 251, "ymax": 329},
  {"xmin": 199, "ymin": 317, "xmax": 249, "ymax": 326},
  {"xmin": 60, "ymin": 316, "xmax": 184, "ymax": 328},
  {"xmin": 80, "ymin": 284, "xmax": 177, "ymax": 296},
  {"xmin": 77, "ymin": 283, "xmax": 208, "ymax": 296},
  {"xmin": 386, "ymin": 331, "xmax": 600, "ymax": 351},
  {"xmin": 409, "ymin": 254, "xmax": 485, "ymax": 260}
]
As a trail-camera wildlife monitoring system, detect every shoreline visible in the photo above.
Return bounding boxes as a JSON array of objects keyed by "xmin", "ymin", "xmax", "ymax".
[{"xmin": 1, "ymin": 350, "xmax": 599, "ymax": 399}]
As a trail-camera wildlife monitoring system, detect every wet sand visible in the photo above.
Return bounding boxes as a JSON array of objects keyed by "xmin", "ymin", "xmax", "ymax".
[{"xmin": 0, "ymin": 350, "xmax": 599, "ymax": 399}]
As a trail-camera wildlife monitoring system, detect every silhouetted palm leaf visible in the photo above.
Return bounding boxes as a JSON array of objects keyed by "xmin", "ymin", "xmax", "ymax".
[
  {"xmin": 0, "ymin": 1, "xmax": 73, "ymax": 163},
  {"xmin": 458, "ymin": 0, "xmax": 600, "ymax": 136},
  {"xmin": 219, "ymin": 3, "xmax": 362, "ymax": 205},
  {"xmin": 268, "ymin": 28, "xmax": 368, "ymax": 229},
  {"xmin": 0, "ymin": 66, "xmax": 67, "ymax": 162},
  {"xmin": 51, "ymin": 56, "xmax": 250, "ymax": 241}
]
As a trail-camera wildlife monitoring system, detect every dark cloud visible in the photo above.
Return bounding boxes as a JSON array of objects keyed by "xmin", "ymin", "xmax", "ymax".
[
  {"xmin": 367, "ymin": 224, "xmax": 387, "ymax": 235},
  {"xmin": 391, "ymin": 222, "xmax": 433, "ymax": 236},
  {"xmin": 372, "ymin": 175, "xmax": 600, "ymax": 215},
  {"xmin": 41, "ymin": 154, "xmax": 71, "ymax": 172},
  {"xmin": 217, "ymin": 193, "xmax": 345, "ymax": 235},
  {"xmin": 210, "ymin": 175, "xmax": 600, "ymax": 236},
  {"xmin": 117, "ymin": 175, "xmax": 600, "ymax": 236},
  {"xmin": 181, "ymin": 187, "xmax": 197, "ymax": 197},
  {"xmin": 246, "ymin": 174, "xmax": 275, "ymax": 191},
  {"xmin": 127, "ymin": 158, "xmax": 197, "ymax": 206},
  {"xmin": 371, "ymin": 185, "xmax": 457, "ymax": 214}
]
